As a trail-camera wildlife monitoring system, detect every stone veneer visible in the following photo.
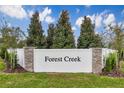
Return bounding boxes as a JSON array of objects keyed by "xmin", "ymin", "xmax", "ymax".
[
  {"xmin": 24, "ymin": 47, "xmax": 34, "ymax": 72},
  {"xmin": 92, "ymin": 48, "xmax": 102, "ymax": 73}
]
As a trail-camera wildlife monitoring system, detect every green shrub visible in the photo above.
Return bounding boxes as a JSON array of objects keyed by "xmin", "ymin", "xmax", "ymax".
[
  {"xmin": 8, "ymin": 52, "xmax": 17, "ymax": 70},
  {"xmin": 0, "ymin": 46, "xmax": 8, "ymax": 59},
  {"xmin": 4, "ymin": 50, "xmax": 17, "ymax": 70},
  {"xmin": 0, "ymin": 46, "xmax": 17, "ymax": 70},
  {"xmin": 103, "ymin": 52, "xmax": 117, "ymax": 72},
  {"xmin": 0, "ymin": 58, "xmax": 6, "ymax": 71},
  {"xmin": 120, "ymin": 49, "xmax": 124, "ymax": 60}
]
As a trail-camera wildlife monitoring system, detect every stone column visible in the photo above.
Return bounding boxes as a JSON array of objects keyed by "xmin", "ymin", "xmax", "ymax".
[
  {"xmin": 24, "ymin": 47, "xmax": 35, "ymax": 72},
  {"xmin": 92, "ymin": 48, "xmax": 102, "ymax": 73}
]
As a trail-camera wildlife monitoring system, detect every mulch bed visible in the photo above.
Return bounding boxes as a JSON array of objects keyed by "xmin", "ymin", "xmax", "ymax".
[
  {"xmin": 101, "ymin": 70, "xmax": 124, "ymax": 77},
  {"xmin": 4, "ymin": 65, "xmax": 27, "ymax": 73},
  {"xmin": 2, "ymin": 63, "xmax": 124, "ymax": 77}
]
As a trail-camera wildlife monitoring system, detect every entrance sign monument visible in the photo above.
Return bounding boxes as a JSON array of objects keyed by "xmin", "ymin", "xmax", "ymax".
[{"xmin": 16, "ymin": 48, "xmax": 116, "ymax": 73}]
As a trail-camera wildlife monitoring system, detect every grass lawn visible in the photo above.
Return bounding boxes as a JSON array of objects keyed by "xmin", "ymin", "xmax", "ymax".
[
  {"xmin": 1, "ymin": 58, "xmax": 124, "ymax": 88},
  {"xmin": 0, "ymin": 72, "xmax": 124, "ymax": 88}
]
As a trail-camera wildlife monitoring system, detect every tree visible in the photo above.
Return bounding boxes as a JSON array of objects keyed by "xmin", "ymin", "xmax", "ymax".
[
  {"xmin": 27, "ymin": 11, "xmax": 46, "ymax": 48},
  {"xmin": 0, "ymin": 18, "xmax": 26, "ymax": 48},
  {"xmin": 77, "ymin": 16, "xmax": 102, "ymax": 48},
  {"xmin": 0, "ymin": 26, "xmax": 26, "ymax": 48},
  {"xmin": 107, "ymin": 24, "xmax": 124, "ymax": 69},
  {"xmin": 53, "ymin": 25, "xmax": 66, "ymax": 48},
  {"xmin": 46, "ymin": 23, "xmax": 55, "ymax": 48},
  {"xmin": 52, "ymin": 10, "xmax": 75, "ymax": 48}
]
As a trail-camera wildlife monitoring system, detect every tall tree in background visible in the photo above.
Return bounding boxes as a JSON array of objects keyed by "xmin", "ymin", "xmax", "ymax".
[
  {"xmin": 27, "ymin": 11, "xmax": 46, "ymax": 48},
  {"xmin": 77, "ymin": 16, "xmax": 102, "ymax": 48},
  {"xmin": 46, "ymin": 23, "xmax": 55, "ymax": 48},
  {"xmin": 107, "ymin": 24, "xmax": 124, "ymax": 69},
  {"xmin": 0, "ymin": 26, "xmax": 26, "ymax": 48},
  {"xmin": 53, "ymin": 10, "xmax": 75, "ymax": 48}
]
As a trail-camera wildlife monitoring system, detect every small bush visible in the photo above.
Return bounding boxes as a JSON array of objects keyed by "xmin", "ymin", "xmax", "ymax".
[
  {"xmin": 103, "ymin": 52, "xmax": 117, "ymax": 72},
  {"xmin": 4, "ymin": 50, "xmax": 17, "ymax": 70},
  {"xmin": 120, "ymin": 49, "xmax": 124, "ymax": 60},
  {"xmin": 8, "ymin": 52, "xmax": 17, "ymax": 70},
  {"xmin": 0, "ymin": 47, "xmax": 17, "ymax": 70},
  {"xmin": 0, "ymin": 46, "xmax": 8, "ymax": 60},
  {"xmin": 0, "ymin": 58, "xmax": 6, "ymax": 71}
]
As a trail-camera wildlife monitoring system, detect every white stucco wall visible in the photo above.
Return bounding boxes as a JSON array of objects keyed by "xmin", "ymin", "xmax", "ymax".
[
  {"xmin": 16, "ymin": 49, "xmax": 25, "ymax": 68},
  {"xmin": 34, "ymin": 49, "xmax": 93, "ymax": 73}
]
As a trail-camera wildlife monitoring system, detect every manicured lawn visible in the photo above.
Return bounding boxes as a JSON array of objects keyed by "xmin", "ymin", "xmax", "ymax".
[
  {"xmin": 0, "ymin": 72, "xmax": 124, "ymax": 88},
  {"xmin": 0, "ymin": 58, "xmax": 124, "ymax": 88}
]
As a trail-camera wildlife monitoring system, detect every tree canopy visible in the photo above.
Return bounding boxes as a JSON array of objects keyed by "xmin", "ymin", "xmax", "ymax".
[
  {"xmin": 77, "ymin": 16, "xmax": 102, "ymax": 48},
  {"xmin": 27, "ymin": 11, "xmax": 46, "ymax": 48},
  {"xmin": 52, "ymin": 10, "xmax": 75, "ymax": 48}
]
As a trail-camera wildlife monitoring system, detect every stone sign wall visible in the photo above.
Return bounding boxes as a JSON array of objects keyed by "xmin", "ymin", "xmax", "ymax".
[{"xmin": 16, "ymin": 48, "xmax": 116, "ymax": 73}]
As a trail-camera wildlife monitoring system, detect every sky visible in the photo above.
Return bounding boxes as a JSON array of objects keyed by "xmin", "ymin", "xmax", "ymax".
[{"xmin": 0, "ymin": 5, "xmax": 124, "ymax": 38}]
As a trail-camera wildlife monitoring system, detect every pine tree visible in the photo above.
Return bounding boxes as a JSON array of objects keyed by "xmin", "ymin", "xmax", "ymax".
[
  {"xmin": 46, "ymin": 23, "xmax": 55, "ymax": 48},
  {"xmin": 27, "ymin": 11, "xmax": 46, "ymax": 48},
  {"xmin": 53, "ymin": 25, "xmax": 66, "ymax": 48},
  {"xmin": 53, "ymin": 10, "xmax": 75, "ymax": 48},
  {"xmin": 77, "ymin": 16, "xmax": 102, "ymax": 48}
]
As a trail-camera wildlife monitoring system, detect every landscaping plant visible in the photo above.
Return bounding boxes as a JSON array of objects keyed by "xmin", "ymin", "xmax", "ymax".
[
  {"xmin": 0, "ymin": 58, "xmax": 6, "ymax": 71},
  {"xmin": 9, "ymin": 52, "xmax": 17, "ymax": 70},
  {"xmin": 5, "ymin": 50, "xmax": 17, "ymax": 70},
  {"xmin": 0, "ymin": 46, "xmax": 17, "ymax": 71},
  {"xmin": 0, "ymin": 46, "xmax": 8, "ymax": 59},
  {"xmin": 103, "ymin": 52, "xmax": 117, "ymax": 72}
]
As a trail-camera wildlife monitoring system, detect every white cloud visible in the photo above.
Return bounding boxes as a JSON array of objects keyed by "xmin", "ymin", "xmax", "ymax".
[
  {"xmin": 75, "ymin": 14, "xmax": 101, "ymax": 28},
  {"xmin": 93, "ymin": 10, "xmax": 109, "ymax": 29},
  {"xmin": 87, "ymin": 10, "xmax": 109, "ymax": 29},
  {"xmin": 103, "ymin": 13, "xmax": 116, "ymax": 27},
  {"xmin": 0, "ymin": 5, "xmax": 27, "ymax": 19},
  {"xmin": 27, "ymin": 7, "xmax": 54, "ymax": 24},
  {"xmin": 75, "ymin": 14, "xmax": 102, "ymax": 29},
  {"xmin": 7, "ymin": 23, "xmax": 11, "ymax": 27},
  {"xmin": 118, "ymin": 22, "xmax": 122, "ymax": 26},
  {"xmin": 118, "ymin": 21, "xmax": 124, "ymax": 28},
  {"xmin": 39, "ymin": 7, "xmax": 52, "ymax": 22},
  {"xmin": 90, "ymin": 14, "xmax": 102, "ymax": 29},
  {"xmin": 75, "ymin": 17, "xmax": 84, "ymax": 27},
  {"xmin": 28, "ymin": 10, "xmax": 34, "ymax": 18},
  {"xmin": 75, "ymin": 10, "xmax": 111, "ymax": 30},
  {"xmin": 95, "ymin": 14, "xmax": 103, "ymax": 28},
  {"xmin": 45, "ymin": 16, "xmax": 55, "ymax": 24},
  {"xmin": 39, "ymin": 7, "xmax": 55, "ymax": 24},
  {"xmin": 72, "ymin": 26, "xmax": 77, "ymax": 31}
]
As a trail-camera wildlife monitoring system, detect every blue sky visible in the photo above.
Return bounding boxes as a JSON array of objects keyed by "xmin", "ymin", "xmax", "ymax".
[{"xmin": 0, "ymin": 5, "xmax": 124, "ymax": 38}]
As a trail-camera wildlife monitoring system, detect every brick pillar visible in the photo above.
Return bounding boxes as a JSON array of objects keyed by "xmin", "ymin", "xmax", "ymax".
[
  {"xmin": 24, "ymin": 47, "xmax": 35, "ymax": 72},
  {"xmin": 92, "ymin": 48, "xmax": 102, "ymax": 73}
]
